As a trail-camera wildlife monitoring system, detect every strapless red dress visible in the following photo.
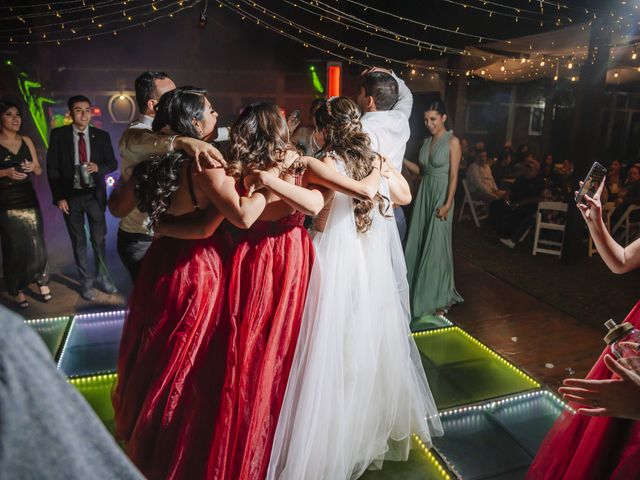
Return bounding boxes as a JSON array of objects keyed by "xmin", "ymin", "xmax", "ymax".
[
  {"xmin": 206, "ymin": 211, "xmax": 314, "ymax": 480},
  {"xmin": 527, "ymin": 300, "xmax": 640, "ymax": 479},
  {"xmin": 113, "ymin": 230, "xmax": 232, "ymax": 480}
]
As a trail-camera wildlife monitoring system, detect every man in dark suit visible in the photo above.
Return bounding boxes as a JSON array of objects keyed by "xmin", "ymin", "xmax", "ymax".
[{"xmin": 47, "ymin": 95, "xmax": 118, "ymax": 300}]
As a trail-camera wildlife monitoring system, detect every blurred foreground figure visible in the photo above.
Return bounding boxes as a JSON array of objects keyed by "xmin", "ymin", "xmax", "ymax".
[{"xmin": 0, "ymin": 305, "xmax": 142, "ymax": 480}]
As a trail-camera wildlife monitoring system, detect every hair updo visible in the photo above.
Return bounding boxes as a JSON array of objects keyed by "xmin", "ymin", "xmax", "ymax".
[{"xmin": 315, "ymin": 96, "xmax": 389, "ymax": 233}]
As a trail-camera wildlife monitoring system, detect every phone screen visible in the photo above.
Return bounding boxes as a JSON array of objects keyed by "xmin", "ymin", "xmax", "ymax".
[{"xmin": 575, "ymin": 161, "xmax": 607, "ymax": 205}]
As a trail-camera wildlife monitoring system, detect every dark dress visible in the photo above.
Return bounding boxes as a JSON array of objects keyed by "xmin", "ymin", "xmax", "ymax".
[{"xmin": 0, "ymin": 140, "xmax": 49, "ymax": 295}]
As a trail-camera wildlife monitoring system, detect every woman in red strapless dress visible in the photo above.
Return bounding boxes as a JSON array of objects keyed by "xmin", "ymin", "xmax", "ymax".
[
  {"xmin": 112, "ymin": 88, "xmax": 269, "ymax": 480},
  {"xmin": 528, "ymin": 178, "xmax": 640, "ymax": 479},
  {"xmin": 205, "ymin": 103, "xmax": 315, "ymax": 480}
]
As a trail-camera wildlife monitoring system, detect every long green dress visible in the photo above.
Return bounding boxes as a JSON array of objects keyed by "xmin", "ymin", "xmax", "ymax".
[{"xmin": 405, "ymin": 130, "xmax": 463, "ymax": 318}]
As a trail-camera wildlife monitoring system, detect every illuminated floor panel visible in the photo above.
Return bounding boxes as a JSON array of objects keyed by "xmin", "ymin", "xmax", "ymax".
[
  {"xmin": 58, "ymin": 311, "xmax": 125, "ymax": 377},
  {"xmin": 414, "ymin": 328, "xmax": 539, "ymax": 409},
  {"xmin": 25, "ymin": 316, "xmax": 72, "ymax": 359},
  {"xmin": 48, "ymin": 310, "xmax": 566, "ymax": 480},
  {"xmin": 360, "ymin": 437, "xmax": 451, "ymax": 480},
  {"xmin": 70, "ymin": 373, "xmax": 117, "ymax": 434},
  {"xmin": 433, "ymin": 392, "xmax": 564, "ymax": 480},
  {"xmin": 411, "ymin": 314, "xmax": 453, "ymax": 332}
]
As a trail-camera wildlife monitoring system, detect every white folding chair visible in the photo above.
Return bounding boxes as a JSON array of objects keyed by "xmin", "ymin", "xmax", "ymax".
[
  {"xmin": 532, "ymin": 201, "xmax": 568, "ymax": 257},
  {"xmin": 612, "ymin": 204, "xmax": 640, "ymax": 246},
  {"xmin": 458, "ymin": 178, "xmax": 488, "ymax": 228}
]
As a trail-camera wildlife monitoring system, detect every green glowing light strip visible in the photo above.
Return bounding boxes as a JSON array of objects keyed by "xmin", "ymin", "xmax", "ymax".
[
  {"xmin": 412, "ymin": 326, "xmax": 541, "ymax": 388},
  {"xmin": 4, "ymin": 59, "xmax": 56, "ymax": 147},
  {"xmin": 309, "ymin": 65, "xmax": 324, "ymax": 94}
]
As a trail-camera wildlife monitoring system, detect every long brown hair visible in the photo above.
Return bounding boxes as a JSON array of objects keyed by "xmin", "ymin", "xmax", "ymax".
[
  {"xmin": 226, "ymin": 102, "xmax": 298, "ymax": 178},
  {"xmin": 316, "ymin": 96, "xmax": 388, "ymax": 233}
]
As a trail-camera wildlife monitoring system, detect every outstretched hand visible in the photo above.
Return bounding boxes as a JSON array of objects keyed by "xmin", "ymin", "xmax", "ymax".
[
  {"xmin": 559, "ymin": 352, "xmax": 640, "ymax": 420},
  {"xmin": 576, "ymin": 176, "xmax": 605, "ymax": 225},
  {"xmin": 177, "ymin": 137, "xmax": 226, "ymax": 172}
]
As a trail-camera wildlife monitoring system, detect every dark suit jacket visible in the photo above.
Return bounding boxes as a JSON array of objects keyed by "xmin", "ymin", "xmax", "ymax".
[{"xmin": 46, "ymin": 124, "xmax": 118, "ymax": 210}]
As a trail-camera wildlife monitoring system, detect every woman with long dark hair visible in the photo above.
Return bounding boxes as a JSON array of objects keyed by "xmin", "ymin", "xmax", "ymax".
[
  {"xmin": 245, "ymin": 97, "xmax": 442, "ymax": 479},
  {"xmin": 112, "ymin": 87, "xmax": 270, "ymax": 480},
  {"xmin": 404, "ymin": 99, "xmax": 463, "ymax": 318},
  {"xmin": 0, "ymin": 100, "xmax": 50, "ymax": 308}
]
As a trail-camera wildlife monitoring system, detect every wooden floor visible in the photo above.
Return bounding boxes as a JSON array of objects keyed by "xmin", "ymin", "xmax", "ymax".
[{"xmin": 449, "ymin": 257, "xmax": 604, "ymax": 391}]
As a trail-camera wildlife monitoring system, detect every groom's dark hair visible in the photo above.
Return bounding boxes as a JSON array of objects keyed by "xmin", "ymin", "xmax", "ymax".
[
  {"xmin": 135, "ymin": 71, "xmax": 170, "ymax": 113},
  {"xmin": 360, "ymin": 72, "xmax": 398, "ymax": 111}
]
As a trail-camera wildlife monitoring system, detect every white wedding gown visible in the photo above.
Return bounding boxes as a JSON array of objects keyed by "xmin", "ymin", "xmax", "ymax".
[{"xmin": 266, "ymin": 159, "xmax": 443, "ymax": 480}]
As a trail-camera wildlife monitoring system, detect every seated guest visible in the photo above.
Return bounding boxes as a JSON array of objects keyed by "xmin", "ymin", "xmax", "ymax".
[
  {"xmin": 490, "ymin": 157, "xmax": 544, "ymax": 248},
  {"xmin": 466, "ymin": 148, "xmax": 506, "ymax": 201},
  {"xmin": 290, "ymin": 98, "xmax": 326, "ymax": 157},
  {"xmin": 611, "ymin": 165, "xmax": 640, "ymax": 226},
  {"xmin": 492, "ymin": 150, "xmax": 515, "ymax": 189},
  {"xmin": 606, "ymin": 159, "xmax": 624, "ymax": 200}
]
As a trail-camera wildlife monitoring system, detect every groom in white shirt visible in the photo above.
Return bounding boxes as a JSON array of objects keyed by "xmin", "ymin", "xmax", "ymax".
[{"xmin": 357, "ymin": 68, "xmax": 412, "ymax": 240}]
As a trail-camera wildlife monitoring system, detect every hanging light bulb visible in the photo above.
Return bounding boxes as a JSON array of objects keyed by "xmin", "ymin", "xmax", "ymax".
[
  {"xmin": 540, "ymin": 59, "xmax": 546, "ymax": 67},
  {"xmin": 633, "ymin": 49, "xmax": 637, "ymax": 60},
  {"xmin": 614, "ymin": 70, "xmax": 619, "ymax": 78},
  {"xmin": 481, "ymin": 69, "xmax": 486, "ymax": 75},
  {"xmin": 500, "ymin": 65, "xmax": 505, "ymax": 72},
  {"xmin": 568, "ymin": 61, "xmax": 573, "ymax": 69}
]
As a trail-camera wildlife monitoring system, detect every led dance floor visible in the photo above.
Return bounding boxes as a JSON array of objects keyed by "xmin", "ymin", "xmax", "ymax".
[{"xmin": 27, "ymin": 311, "xmax": 572, "ymax": 479}]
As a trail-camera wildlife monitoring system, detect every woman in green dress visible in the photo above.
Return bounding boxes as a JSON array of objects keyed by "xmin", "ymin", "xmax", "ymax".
[{"xmin": 404, "ymin": 100, "xmax": 463, "ymax": 318}]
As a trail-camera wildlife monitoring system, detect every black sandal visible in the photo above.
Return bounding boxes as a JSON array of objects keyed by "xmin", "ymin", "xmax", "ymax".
[
  {"xmin": 39, "ymin": 286, "xmax": 52, "ymax": 302},
  {"xmin": 16, "ymin": 292, "xmax": 29, "ymax": 309}
]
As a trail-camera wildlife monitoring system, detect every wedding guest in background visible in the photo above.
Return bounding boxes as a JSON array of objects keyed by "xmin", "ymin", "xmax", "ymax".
[
  {"xmin": 492, "ymin": 149, "xmax": 515, "ymax": 189},
  {"xmin": 491, "ymin": 157, "xmax": 544, "ymax": 249},
  {"xmin": 606, "ymin": 159, "xmax": 624, "ymax": 200},
  {"xmin": 290, "ymin": 98, "xmax": 325, "ymax": 156},
  {"xmin": 0, "ymin": 100, "xmax": 50, "ymax": 309},
  {"xmin": 466, "ymin": 148, "xmax": 506, "ymax": 201},
  {"xmin": 47, "ymin": 95, "xmax": 118, "ymax": 301}
]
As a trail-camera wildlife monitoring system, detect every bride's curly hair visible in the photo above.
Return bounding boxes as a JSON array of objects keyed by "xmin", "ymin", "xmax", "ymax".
[
  {"xmin": 315, "ymin": 96, "xmax": 388, "ymax": 233},
  {"xmin": 226, "ymin": 102, "xmax": 300, "ymax": 179},
  {"xmin": 133, "ymin": 87, "xmax": 207, "ymax": 230}
]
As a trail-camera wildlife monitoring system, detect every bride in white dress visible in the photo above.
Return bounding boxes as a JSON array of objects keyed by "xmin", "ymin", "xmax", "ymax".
[{"xmin": 248, "ymin": 97, "xmax": 443, "ymax": 480}]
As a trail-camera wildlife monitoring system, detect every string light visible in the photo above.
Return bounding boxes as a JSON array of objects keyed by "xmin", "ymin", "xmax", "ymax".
[
  {"xmin": 0, "ymin": 0, "xmax": 181, "ymax": 36},
  {"xmin": 217, "ymin": 0, "xmax": 466, "ymax": 75},
  {"xmin": 248, "ymin": 0, "xmax": 470, "ymax": 57},
  {"xmin": 2, "ymin": 1, "xmax": 200, "ymax": 44},
  {"xmin": 334, "ymin": 0, "xmax": 506, "ymax": 44}
]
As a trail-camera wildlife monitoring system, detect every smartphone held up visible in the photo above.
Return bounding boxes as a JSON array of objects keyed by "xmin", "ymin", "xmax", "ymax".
[{"xmin": 575, "ymin": 161, "xmax": 607, "ymax": 205}]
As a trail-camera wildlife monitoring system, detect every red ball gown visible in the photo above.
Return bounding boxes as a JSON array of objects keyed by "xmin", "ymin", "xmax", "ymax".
[
  {"xmin": 206, "ymin": 210, "xmax": 314, "ymax": 480},
  {"xmin": 527, "ymin": 300, "xmax": 640, "ymax": 479},
  {"xmin": 113, "ymin": 231, "xmax": 231, "ymax": 480}
]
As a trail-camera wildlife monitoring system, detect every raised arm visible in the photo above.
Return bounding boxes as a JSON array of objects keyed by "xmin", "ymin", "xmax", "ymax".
[
  {"xmin": 384, "ymin": 161, "xmax": 412, "ymax": 206},
  {"xmin": 246, "ymin": 170, "xmax": 330, "ymax": 216},
  {"xmin": 391, "ymin": 71, "xmax": 413, "ymax": 118},
  {"xmin": 304, "ymin": 156, "xmax": 381, "ymax": 200},
  {"xmin": 197, "ymin": 168, "xmax": 268, "ymax": 229},
  {"xmin": 579, "ymin": 180, "xmax": 640, "ymax": 274}
]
